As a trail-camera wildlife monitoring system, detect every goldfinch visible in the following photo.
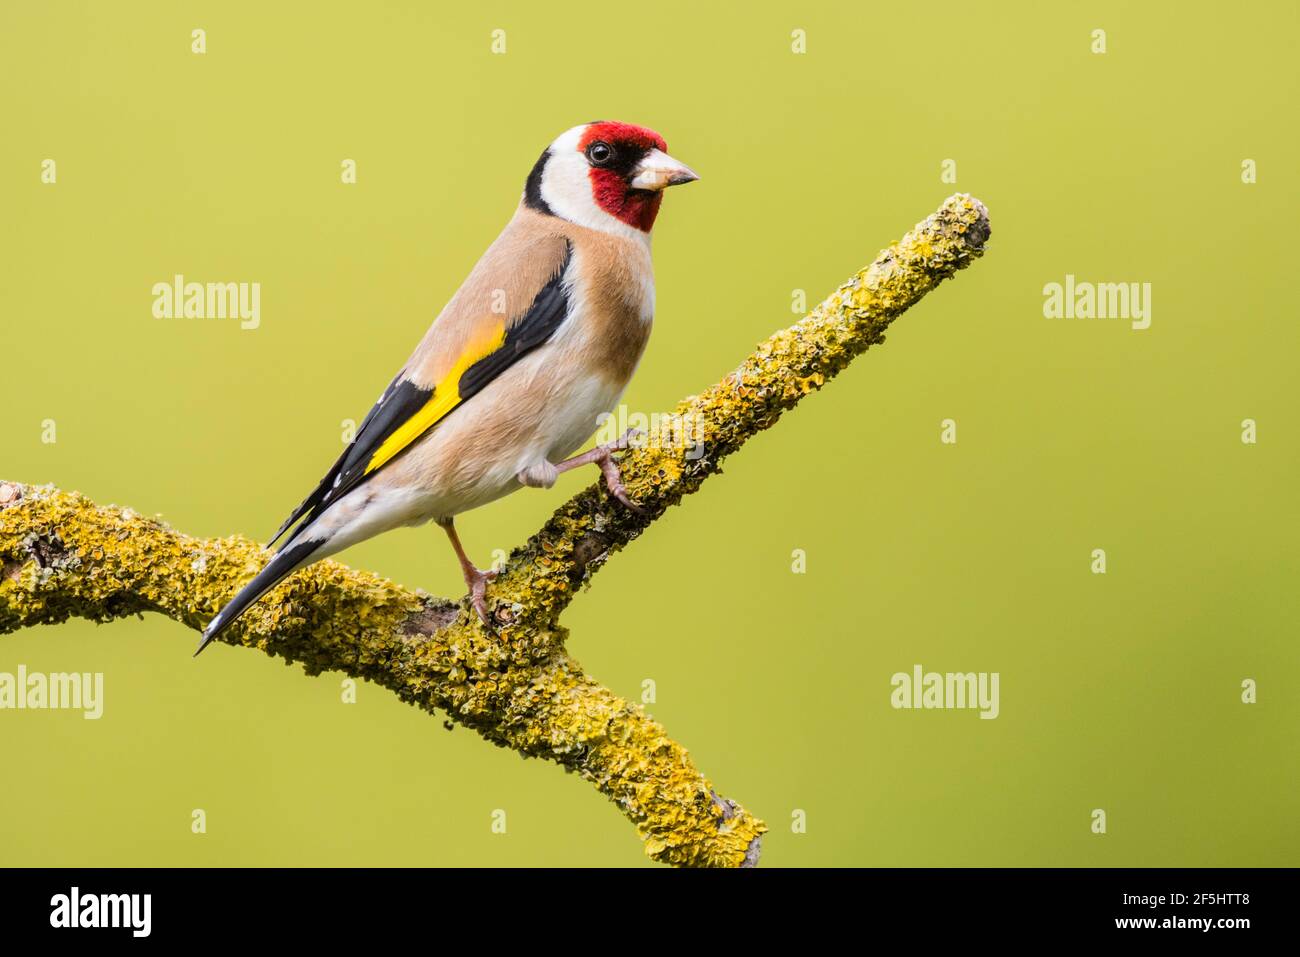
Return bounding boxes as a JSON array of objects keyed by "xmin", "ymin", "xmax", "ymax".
[{"xmin": 195, "ymin": 121, "xmax": 698, "ymax": 655}]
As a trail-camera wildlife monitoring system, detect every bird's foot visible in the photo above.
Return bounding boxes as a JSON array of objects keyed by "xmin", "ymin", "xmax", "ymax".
[
  {"xmin": 553, "ymin": 430, "xmax": 645, "ymax": 513},
  {"xmin": 603, "ymin": 429, "xmax": 646, "ymax": 512},
  {"xmin": 438, "ymin": 517, "xmax": 500, "ymax": 628},
  {"xmin": 596, "ymin": 448, "xmax": 643, "ymax": 513},
  {"xmin": 463, "ymin": 564, "xmax": 499, "ymax": 627}
]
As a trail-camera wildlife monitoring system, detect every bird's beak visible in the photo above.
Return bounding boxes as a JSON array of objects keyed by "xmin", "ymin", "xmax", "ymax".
[{"xmin": 629, "ymin": 149, "xmax": 700, "ymax": 191}]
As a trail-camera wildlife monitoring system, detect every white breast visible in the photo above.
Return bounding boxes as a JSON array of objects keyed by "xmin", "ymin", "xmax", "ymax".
[{"xmin": 516, "ymin": 293, "xmax": 632, "ymax": 466}]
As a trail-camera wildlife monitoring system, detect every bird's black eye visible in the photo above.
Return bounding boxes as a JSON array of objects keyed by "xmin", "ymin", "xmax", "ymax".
[{"xmin": 585, "ymin": 141, "xmax": 613, "ymax": 167}]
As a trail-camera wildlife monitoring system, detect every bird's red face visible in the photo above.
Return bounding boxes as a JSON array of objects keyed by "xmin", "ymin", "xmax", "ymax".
[
  {"xmin": 525, "ymin": 121, "xmax": 699, "ymax": 237},
  {"xmin": 577, "ymin": 122, "xmax": 692, "ymax": 232}
]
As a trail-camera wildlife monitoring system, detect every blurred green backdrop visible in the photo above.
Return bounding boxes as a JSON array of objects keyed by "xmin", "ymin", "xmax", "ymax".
[{"xmin": 2, "ymin": 1, "xmax": 1296, "ymax": 867}]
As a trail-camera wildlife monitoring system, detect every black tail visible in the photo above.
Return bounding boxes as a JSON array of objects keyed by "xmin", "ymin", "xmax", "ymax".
[{"xmin": 194, "ymin": 538, "xmax": 323, "ymax": 657}]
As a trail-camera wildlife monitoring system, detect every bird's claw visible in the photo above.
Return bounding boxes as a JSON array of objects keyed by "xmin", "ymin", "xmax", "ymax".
[
  {"xmin": 467, "ymin": 566, "xmax": 499, "ymax": 627},
  {"xmin": 550, "ymin": 430, "xmax": 648, "ymax": 514},
  {"xmin": 598, "ymin": 450, "xmax": 645, "ymax": 514}
]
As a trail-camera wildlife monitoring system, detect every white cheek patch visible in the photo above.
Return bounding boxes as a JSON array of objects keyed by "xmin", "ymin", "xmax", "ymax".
[{"xmin": 540, "ymin": 125, "xmax": 650, "ymax": 245}]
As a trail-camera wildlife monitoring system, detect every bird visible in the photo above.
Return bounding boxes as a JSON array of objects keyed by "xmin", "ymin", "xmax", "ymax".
[{"xmin": 194, "ymin": 121, "xmax": 698, "ymax": 656}]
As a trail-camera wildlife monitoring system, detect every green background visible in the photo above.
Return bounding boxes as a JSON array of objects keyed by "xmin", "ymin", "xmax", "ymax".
[{"xmin": 2, "ymin": 1, "xmax": 1296, "ymax": 866}]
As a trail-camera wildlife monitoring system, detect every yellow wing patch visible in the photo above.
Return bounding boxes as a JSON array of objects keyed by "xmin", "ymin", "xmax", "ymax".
[{"xmin": 364, "ymin": 319, "xmax": 506, "ymax": 475}]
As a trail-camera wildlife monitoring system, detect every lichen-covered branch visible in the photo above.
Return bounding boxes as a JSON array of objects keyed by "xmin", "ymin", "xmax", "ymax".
[{"xmin": 0, "ymin": 194, "xmax": 989, "ymax": 867}]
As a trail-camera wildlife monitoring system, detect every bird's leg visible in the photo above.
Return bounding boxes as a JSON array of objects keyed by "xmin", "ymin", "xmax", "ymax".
[
  {"xmin": 551, "ymin": 430, "xmax": 644, "ymax": 513},
  {"xmin": 436, "ymin": 517, "xmax": 496, "ymax": 626}
]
